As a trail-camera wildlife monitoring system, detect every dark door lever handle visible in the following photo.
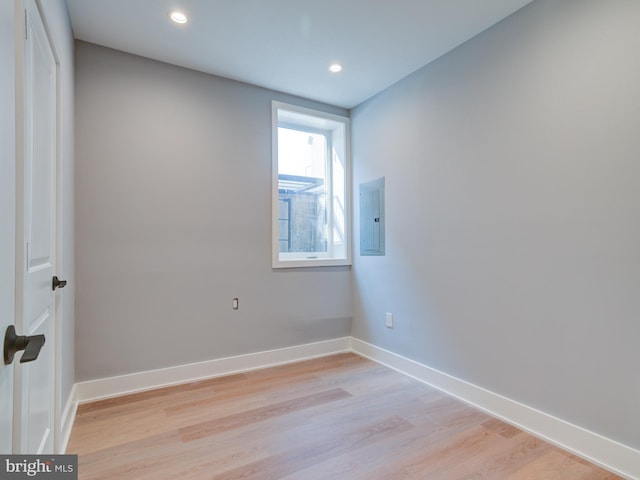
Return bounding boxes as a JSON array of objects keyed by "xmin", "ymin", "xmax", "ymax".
[
  {"xmin": 3, "ymin": 325, "xmax": 46, "ymax": 365},
  {"xmin": 52, "ymin": 276, "xmax": 67, "ymax": 291}
]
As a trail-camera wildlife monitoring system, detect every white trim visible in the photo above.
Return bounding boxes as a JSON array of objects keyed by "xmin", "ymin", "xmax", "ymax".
[
  {"xmin": 65, "ymin": 336, "xmax": 638, "ymax": 479},
  {"xmin": 74, "ymin": 337, "xmax": 351, "ymax": 404},
  {"xmin": 350, "ymin": 338, "xmax": 640, "ymax": 480},
  {"xmin": 58, "ymin": 384, "xmax": 77, "ymax": 454},
  {"xmin": 271, "ymin": 101, "xmax": 352, "ymax": 269}
]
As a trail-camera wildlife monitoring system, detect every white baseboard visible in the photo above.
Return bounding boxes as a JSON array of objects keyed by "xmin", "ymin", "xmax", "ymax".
[
  {"xmin": 59, "ymin": 384, "xmax": 77, "ymax": 454},
  {"xmin": 350, "ymin": 338, "xmax": 640, "ymax": 480},
  {"xmin": 66, "ymin": 335, "xmax": 639, "ymax": 479},
  {"xmin": 74, "ymin": 337, "xmax": 352, "ymax": 404}
]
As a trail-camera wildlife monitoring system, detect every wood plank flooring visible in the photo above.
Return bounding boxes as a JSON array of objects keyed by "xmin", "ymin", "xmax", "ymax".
[{"xmin": 67, "ymin": 353, "xmax": 621, "ymax": 479}]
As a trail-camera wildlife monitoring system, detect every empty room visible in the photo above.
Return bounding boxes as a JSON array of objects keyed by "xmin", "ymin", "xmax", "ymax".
[{"xmin": 1, "ymin": 0, "xmax": 639, "ymax": 479}]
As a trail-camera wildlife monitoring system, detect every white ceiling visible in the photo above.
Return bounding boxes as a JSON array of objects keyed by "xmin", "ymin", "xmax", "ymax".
[{"xmin": 64, "ymin": 0, "xmax": 535, "ymax": 109}]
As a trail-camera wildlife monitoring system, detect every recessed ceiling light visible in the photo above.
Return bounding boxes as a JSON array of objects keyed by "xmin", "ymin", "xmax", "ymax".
[
  {"xmin": 169, "ymin": 10, "xmax": 188, "ymax": 24},
  {"xmin": 329, "ymin": 64, "xmax": 343, "ymax": 73}
]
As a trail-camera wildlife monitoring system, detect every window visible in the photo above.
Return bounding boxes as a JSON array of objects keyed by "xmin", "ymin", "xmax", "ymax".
[{"xmin": 272, "ymin": 102, "xmax": 351, "ymax": 268}]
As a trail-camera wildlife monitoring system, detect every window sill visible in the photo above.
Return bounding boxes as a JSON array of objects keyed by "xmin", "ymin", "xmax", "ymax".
[{"xmin": 272, "ymin": 258, "xmax": 352, "ymax": 269}]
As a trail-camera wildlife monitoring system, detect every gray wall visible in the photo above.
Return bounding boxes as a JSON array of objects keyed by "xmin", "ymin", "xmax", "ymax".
[
  {"xmin": 39, "ymin": 0, "xmax": 75, "ymax": 442},
  {"xmin": 351, "ymin": 0, "xmax": 640, "ymax": 450},
  {"xmin": 74, "ymin": 42, "xmax": 351, "ymax": 381}
]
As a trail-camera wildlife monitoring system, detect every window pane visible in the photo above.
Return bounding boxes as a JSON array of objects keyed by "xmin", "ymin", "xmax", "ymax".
[{"xmin": 278, "ymin": 127, "xmax": 328, "ymax": 254}]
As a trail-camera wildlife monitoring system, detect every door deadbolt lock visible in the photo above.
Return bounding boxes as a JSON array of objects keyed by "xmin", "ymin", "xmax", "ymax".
[{"xmin": 3, "ymin": 325, "xmax": 46, "ymax": 365}]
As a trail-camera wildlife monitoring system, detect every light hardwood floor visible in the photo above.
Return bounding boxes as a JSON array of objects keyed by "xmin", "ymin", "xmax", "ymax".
[{"xmin": 67, "ymin": 353, "xmax": 621, "ymax": 479}]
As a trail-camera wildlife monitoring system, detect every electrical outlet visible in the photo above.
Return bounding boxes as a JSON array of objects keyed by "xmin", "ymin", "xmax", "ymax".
[
  {"xmin": 232, "ymin": 298, "xmax": 239, "ymax": 310},
  {"xmin": 385, "ymin": 312, "xmax": 393, "ymax": 328}
]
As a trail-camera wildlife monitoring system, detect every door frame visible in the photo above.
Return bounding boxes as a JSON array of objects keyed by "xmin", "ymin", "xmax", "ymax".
[
  {"xmin": 0, "ymin": 0, "xmax": 17, "ymax": 454},
  {"xmin": 13, "ymin": 0, "xmax": 62, "ymax": 454}
]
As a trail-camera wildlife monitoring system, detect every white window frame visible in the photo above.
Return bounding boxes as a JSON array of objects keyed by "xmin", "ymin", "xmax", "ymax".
[{"xmin": 272, "ymin": 101, "xmax": 351, "ymax": 268}]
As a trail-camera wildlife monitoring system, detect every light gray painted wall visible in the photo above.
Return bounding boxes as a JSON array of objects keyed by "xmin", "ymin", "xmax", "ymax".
[
  {"xmin": 74, "ymin": 42, "xmax": 351, "ymax": 381},
  {"xmin": 351, "ymin": 0, "xmax": 640, "ymax": 450}
]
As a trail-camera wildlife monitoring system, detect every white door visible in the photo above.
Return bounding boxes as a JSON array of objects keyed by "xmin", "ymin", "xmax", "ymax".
[
  {"xmin": 14, "ymin": 0, "xmax": 58, "ymax": 454},
  {"xmin": 0, "ymin": 0, "xmax": 16, "ymax": 454}
]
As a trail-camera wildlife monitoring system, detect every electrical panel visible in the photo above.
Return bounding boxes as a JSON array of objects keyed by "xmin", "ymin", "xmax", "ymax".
[{"xmin": 360, "ymin": 177, "xmax": 385, "ymax": 256}]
